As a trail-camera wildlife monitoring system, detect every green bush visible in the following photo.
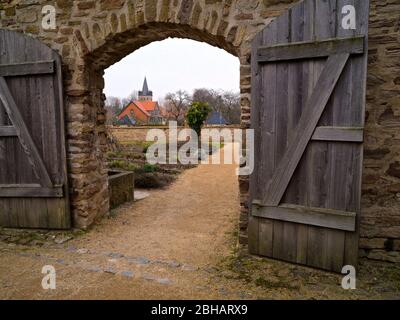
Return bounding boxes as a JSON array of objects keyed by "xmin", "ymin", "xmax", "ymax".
[{"xmin": 186, "ymin": 102, "xmax": 212, "ymax": 137}]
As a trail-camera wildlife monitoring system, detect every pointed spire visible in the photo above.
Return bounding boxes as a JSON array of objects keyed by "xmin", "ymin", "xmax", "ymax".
[
  {"xmin": 138, "ymin": 77, "xmax": 153, "ymax": 100},
  {"xmin": 142, "ymin": 77, "xmax": 149, "ymax": 96}
]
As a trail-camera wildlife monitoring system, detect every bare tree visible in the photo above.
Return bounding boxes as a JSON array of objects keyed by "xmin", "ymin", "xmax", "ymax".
[
  {"xmin": 221, "ymin": 91, "xmax": 241, "ymax": 124},
  {"xmin": 192, "ymin": 88, "xmax": 241, "ymax": 124},
  {"xmin": 164, "ymin": 90, "xmax": 191, "ymax": 125},
  {"xmin": 105, "ymin": 96, "xmax": 123, "ymax": 125},
  {"xmin": 193, "ymin": 88, "xmax": 220, "ymax": 112},
  {"xmin": 121, "ymin": 90, "xmax": 138, "ymax": 107}
]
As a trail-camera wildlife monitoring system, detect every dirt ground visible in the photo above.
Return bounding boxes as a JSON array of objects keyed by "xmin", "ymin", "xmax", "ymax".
[{"xmin": 0, "ymin": 144, "xmax": 399, "ymax": 300}]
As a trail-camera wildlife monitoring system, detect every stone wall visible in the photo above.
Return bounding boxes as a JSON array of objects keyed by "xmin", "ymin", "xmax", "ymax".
[
  {"xmin": 359, "ymin": 0, "xmax": 400, "ymax": 262},
  {"xmin": 108, "ymin": 125, "xmax": 241, "ymax": 142},
  {"xmin": 0, "ymin": 0, "xmax": 399, "ymax": 262}
]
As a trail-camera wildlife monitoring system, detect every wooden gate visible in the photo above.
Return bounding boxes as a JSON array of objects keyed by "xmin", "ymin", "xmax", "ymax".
[
  {"xmin": 0, "ymin": 29, "xmax": 70, "ymax": 229},
  {"xmin": 249, "ymin": 0, "xmax": 369, "ymax": 272}
]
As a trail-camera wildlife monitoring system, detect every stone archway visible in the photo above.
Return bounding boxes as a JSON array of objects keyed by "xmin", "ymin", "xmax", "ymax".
[
  {"xmin": 79, "ymin": 23, "xmax": 244, "ymax": 228},
  {"xmin": 57, "ymin": 0, "xmax": 299, "ymax": 235}
]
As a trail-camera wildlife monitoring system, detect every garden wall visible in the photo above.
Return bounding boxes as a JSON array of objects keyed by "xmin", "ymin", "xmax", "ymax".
[
  {"xmin": 108, "ymin": 125, "xmax": 241, "ymax": 142},
  {"xmin": 108, "ymin": 170, "xmax": 135, "ymax": 209}
]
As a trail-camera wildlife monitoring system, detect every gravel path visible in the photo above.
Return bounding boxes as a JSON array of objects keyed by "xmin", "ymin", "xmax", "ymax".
[
  {"xmin": 0, "ymin": 144, "xmax": 242, "ymax": 299},
  {"xmin": 0, "ymin": 144, "xmax": 399, "ymax": 300}
]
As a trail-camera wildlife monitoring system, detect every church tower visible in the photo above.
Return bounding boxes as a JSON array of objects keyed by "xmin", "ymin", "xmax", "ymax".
[{"xmin": 138, "ymin": 77, "xmax": 153, "ymax": 102}]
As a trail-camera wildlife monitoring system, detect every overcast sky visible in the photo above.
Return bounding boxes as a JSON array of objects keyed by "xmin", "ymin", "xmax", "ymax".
[{"xmin": 104, "ymin": 38, "xmax": 240, "ymax": 101}]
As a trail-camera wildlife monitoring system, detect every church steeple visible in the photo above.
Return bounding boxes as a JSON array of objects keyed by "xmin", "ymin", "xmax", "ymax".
[
  {"xmin": 138, "ymin": 77, "xmax": 153, "ymax": 101},
  {"xmin": 142, "ymin": 77, "xmax": 149, "ymax": 95}
]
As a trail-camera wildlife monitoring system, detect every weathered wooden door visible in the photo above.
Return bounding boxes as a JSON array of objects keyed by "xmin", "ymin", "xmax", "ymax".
[
  {"xmin": 249, "ymin": 0, "xmax": 369, "ymax": 272},
  {"xmin": 0, "ymin": 29, "xmax": 70, "ymax": 229}
]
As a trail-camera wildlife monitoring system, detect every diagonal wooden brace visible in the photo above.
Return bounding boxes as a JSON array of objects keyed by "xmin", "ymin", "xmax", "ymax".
[
  {"xmin": 0, "ymin": 76, "xmax": 53, "ymax": 188},
  {"xmin": 262, "ymin": 53, "xmax": 350, "ymax": 206}
]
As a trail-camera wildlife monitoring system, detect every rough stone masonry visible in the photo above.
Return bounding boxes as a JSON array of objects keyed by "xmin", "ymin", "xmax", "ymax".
[{"xmin": 0, "ymin": 0, "xmax": 399, "ymax": 262}]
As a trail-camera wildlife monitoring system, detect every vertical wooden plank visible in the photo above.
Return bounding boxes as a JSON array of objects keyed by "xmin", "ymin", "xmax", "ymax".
[
  {"xmin": 263, "ymin": 16, "xmax": 279, "ymax": 260},
  {"xmin": 24, "ymin": 199, "xmax": 38, "ymax": 229},
  {"xmin": 248, "ymin": 216, "xmax": 260, "ymax": 254},
  {"xmin": 53, "ymin": 53, "xmax": 71, "ymax": 228},
  {"xmin": 298, "ymin": 0, "xmax": 315, "ymax": 210},
  {"xmin": 287, "ymin": 1, "xmax": 309, "ymax": 265},
  {"xmin": 0, "ymin": 31, "xmax": 11, "ymax": 225},
  {"xmin": 296, "ymin": 224, "xmax": 308, "ymax": 264},
  {"xmin": 329, "ymin": 0, "xmax": 355, "ymax": 212},
  {"xmin": 326, "ymin": 229, "xmax": 346, "ymax": 272},
  {"xmin": 47, "ymin": 199, "xmax": 66, "ymax": 229},
  {"xmin": 343, "ymin": 0, "xmax": 370, "ymax": 268},
  {"xmin": 0, "ymin": 31, "xmax": 6, "ymax": 186},
  {"xmin": 310, "ymin": 0, "xmax": 336, "ymax": 209},
  {"xmin": 248, "ymin": 30, "xmax": 264, "ymax": 254},
  {"xmin": 1, "ymin": 31, "xmax": 17, "ymax": 188},
  {"xmin": 284, "ymin": 1, "xmax": 305, "ymax": 205},
  {"xmin": 53, "ymin": 54, "xmax": 65, "ymax": 186},
  {"xmin": 272, "ymin": 221, "xmax": 285, "ymax": 260},
  {"xmin": 324, "ymin": 0, "xmax": 357, "ymax": 270},
  {"xmin": 301, "ymin": 0, "xmax": 318, "ymax": 267},
  {"xmin": 254, "ymin": 18, "xmax": 279, "ymax": 257},
  {"xmin": 12, "ymin": 198, "xmax": 22, "ymax": 227},
  {"xmin": 1, "ymin": 30, "xmax": 37, "ymax": 193},
  {"xmin": 260, "ymin": 23, "xmax": 278, "ymax": 193},
  {"xmin": 307, "ymin": 226, "xmax": 329, "ymax": 269},
  {"xmin": 0, "ymin": 198, "xmax": 9, "ymax": 226},
  {"xmin": 18, "ymin": 38, "xmax": 41, "ymax": 228},
  {"xmin": 0, "ymin": 56, "xmax": 7, "ymax": 187},
  {"xmin": 259, "ymin": 218, "xmax": 274, "ymax": 256},
  {"xmin": 9, "ymin": 31, "xmax": 31, "ymax": 187},
  {"xmin": 274, "ymin": 10, "xmax": 298, "ymax": 261},
  {"xmin": 275, "ymin": 10, "xmax": 290, "ymax": 164},
  {"xmin": 306, "ymin": 0, "xmax": 339, "ymax": 270}
]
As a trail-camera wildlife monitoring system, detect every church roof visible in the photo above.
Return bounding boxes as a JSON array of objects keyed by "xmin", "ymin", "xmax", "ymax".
[
  {"xmin": 139, "ymin": 77, "xmax": 153, "ymax": 97},
  {"xmin": 117, "ymin": 100, "xmax": 158, "ymax": 120},
  {"xmin": 136, "ymin": 100, "xmax": 158, "ymax": 112}
]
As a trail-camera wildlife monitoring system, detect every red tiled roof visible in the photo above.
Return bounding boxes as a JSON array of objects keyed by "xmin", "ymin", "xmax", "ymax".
[
  {"xmin": 117, "ymin": 101, "xmax": 150, "ymax": 121},
  {"xmin": 136, "ymin": 100, "xmax": 158, "ymax": 112}
]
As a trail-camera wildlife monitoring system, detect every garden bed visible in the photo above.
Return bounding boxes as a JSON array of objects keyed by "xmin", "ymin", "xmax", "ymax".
[
  {"xmin": 107, "ymin": 140, "xmax": 223, "ymax": 190},
  {"xmin": 107, "ymin": 141, "xmax": 194, "ymax": 189}
]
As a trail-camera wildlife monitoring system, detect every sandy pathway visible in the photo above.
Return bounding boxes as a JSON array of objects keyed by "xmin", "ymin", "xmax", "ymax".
[
  {"xmin": 0, "ymin": 143, "xmax": 399, "ymax": 300},
  {"xmin": 0, "ymin": 144, "xmax": 245, "ymax": 299},
  {"xmin": 75, "ymin": 142, "xmax": 240, "ymax": 265}
]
